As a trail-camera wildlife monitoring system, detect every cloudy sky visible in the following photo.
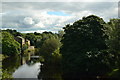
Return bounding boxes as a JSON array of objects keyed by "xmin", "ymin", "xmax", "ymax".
[{"xmin": 0, "ymin": 0, "xmax": 119, "ymax": 33}]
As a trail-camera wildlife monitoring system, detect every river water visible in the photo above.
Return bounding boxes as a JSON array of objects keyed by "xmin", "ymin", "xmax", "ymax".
[
  {"xmin": 2, "ymin": 55, "xmax": 41, "ymax": 79},
  {"xmin": 2, "ymin": 54, "xmax": 62, "ymax": 80},
  {"xmin": 13, "ymin": 62, "xmax": 40, "ymax": 78}
]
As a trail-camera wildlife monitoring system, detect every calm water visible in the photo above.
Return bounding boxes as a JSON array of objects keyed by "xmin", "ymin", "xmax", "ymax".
[
  {"xmin": 13, "ymin": 62, "xmax": 40, "ymax": 78},
  {"xmin": 2, "ymin": 55, "xmax": 41, "ymax": 79},
  {"xmin": 2, "ymin": 54, "xmax": 62, "ymax": 80}
]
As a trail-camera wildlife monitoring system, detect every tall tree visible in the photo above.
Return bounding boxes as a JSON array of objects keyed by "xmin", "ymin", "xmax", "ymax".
[
  {"xmin": 61, "ymin": 15, "xmax": 109, "ymax": 79},
  {"xmin": 106, "ymin": 19, "xmax": 120, "ymax": 69}
]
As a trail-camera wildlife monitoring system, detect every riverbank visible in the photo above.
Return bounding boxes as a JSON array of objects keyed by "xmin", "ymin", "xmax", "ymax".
[
  {"xmin": 0, "ymin": 54, "xmax": 8, "ymax": 60},
  {"xmin": 0, "ymin": 54, "xmax": 2, "ymax": 79},
  {"xmin": 2, "ymin": 53, "xmax": 42, "ymax": 79},
  {"xmin": 0, "ymin": 54, "xmax": 9, "ymax": 79}
]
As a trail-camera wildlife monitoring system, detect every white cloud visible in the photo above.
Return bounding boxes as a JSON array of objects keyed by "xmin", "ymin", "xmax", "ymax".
[
  {"xmin": 1, "ymin": 2, "xmax": 118, "ymax": 33},
  {"xmin": 1, "ymin": 0, "xmax": 119, "ymax": 2},
  {"xmin": 23, "ymin": 17, "xmax": 34, "ymax": 25},
  {"xmin": 34, "ymin": 22, "xmax": 45, "ymax": 28}
]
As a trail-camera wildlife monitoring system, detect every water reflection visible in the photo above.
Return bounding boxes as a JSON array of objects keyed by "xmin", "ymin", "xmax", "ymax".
[
  {"xmin": 2, "ymin": 56, "xmax": 20, "ymax": 79},
  {"xmin": 38, "ymin": 62, "xmax": 63, "ymax": 80},
  {"xmin": 2, "ymin": 54, "xmax": 41, "ymax": 79},
  {"xmin": 2, "ymin": 54, "xmax": 63, "ymax": 80},
  {"xmin": 13, "ymin": 62, "xmax": 40, "ymax": 78}
]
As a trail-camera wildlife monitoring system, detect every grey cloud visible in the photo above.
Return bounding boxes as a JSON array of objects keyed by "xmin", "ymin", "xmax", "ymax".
[
  {"xmin": 2, "ymin": 2, "xmax": 117, "ymax": 13},
  {"xmin": 2, "ymin": 0, "xmax": 119, "ymax": 2},
  {"xmin": 1, "ymin": 2, "xmax": 118, "ymax": 33}
]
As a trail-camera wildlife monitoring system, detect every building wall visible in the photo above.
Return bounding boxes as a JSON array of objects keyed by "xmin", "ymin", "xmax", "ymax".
[
  {"xmin": 26, "ymin": 39, "xmax": 30, "ymax": 46},
  {"xmin": 15, "ymin": 36, "xmax": 26, "ymax": 47}
]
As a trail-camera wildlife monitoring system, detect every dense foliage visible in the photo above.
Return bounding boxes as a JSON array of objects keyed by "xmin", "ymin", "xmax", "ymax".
[
  {"xmin": 40, "ymin": 38, "xmax": 61, "ymax": 62},
  {"xmin": 0, "ymin": 31, "xmax": 2, "ymax": 54},
  {"xmin": 2, "ymin": 29, "xmax": 23, "ymax": 37},
  {"xmin": 105, "ymin": 19, "xmax": 120, "ymax": 77},
  {"xmin": 2, "ymin": 31, "xmax": 20, "ymax": 56},
  {"xmin": 1, "ymin": 15, "xmax": 120, "ymax": 79},
  {"xmin": 24, "ymin": 32, "xmax": 59, "ymax": 48},
  {"xmin": 60, "ymin": 15, "xmax": 115, "ymax": 79}
]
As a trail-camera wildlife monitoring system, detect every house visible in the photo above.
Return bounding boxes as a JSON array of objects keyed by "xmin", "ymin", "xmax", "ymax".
[
  {"xmin": 15, "ymin": 36, "xmax": 25, "ymax": 47},
  {"xmin": 15, "ymin": 36, "xmax": 31, "ymax": 47}
]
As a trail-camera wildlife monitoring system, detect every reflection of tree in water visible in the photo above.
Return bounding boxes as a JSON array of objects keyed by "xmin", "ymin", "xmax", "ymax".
[
  {"xmin": 26, "ymin": 57, "xmax": 42, "ymax": 66},
  {"xmin": 38, "ymin": 62, "xmax": 63, "ymax": 80},
  {"xmin": 2, "ymin": 55, "xmax": 32, "ymax": 78},
  {"xmin": 2, "ymin": 56, "xmax": 21, "ymax": 78}
]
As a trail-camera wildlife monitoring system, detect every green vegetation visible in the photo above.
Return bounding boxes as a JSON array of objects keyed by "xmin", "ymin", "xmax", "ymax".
[
  {"xmin": 60, "ymin": 15, "xmax": 120, "ymax": 79},
  {"xmin": 22, "ymin": 44, "xmax": 28, "ymax": 51},
  {"xmin": 1, "ymin": 15, "xmax": 120, "ymax": 79},
  {"xmin": 2, "ymin": 29, "xmax": 23, "ymax": 37},
  {"xmin": 105, "ymin": 19, "xmax": 120, "ymax": 78},
  {"xmin": 40, "ymin": 38, "xmax": 61, "ymax": 62},
  {"xmin": 2, "ymin": 56, "xmax": 21, "ymax": 79},
  {"xmin": 2, "ymin": 69, "xmax": 13, "ymax": 79},
  {"xmin": 2, "ymin": 31, "xmax": 20, "ymax": 56}
]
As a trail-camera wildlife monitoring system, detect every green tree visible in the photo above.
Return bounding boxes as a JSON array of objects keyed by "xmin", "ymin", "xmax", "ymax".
[
  {"xmin": 2, "ymin": 29, "xmax": 23, "ymax": 37},
  {"xmin": 40, "ymin": 38, "xmax": 61, "ymax": 61},
  {"xmin": 105, "ymin": 19, "xmax": 120, "ymax": 77},
  {"xmin": 61, "ymin": 15, "xmax": 109, "ymax": 78},
  {"xmin": 0, "ymin": 30, "xmax": 2, "ymax": 54},
  {"xmin": 58, "ymin": 30, "xmax": 65, "ymax": 40},
  {"xmin": 34, "ymin": 35, "xmax": 42, "ymax": 48},
  {"xmin": 2, "ymin": 31, "xmax": 20, "ymax": 56},
  {"xmin": 25, "ymin": 33, "xmax": 36, "ymax": 46}
]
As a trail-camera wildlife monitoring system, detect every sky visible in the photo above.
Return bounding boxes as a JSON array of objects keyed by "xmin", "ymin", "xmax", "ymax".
[{"xmin": 0, "ymin": 0, "xmax": 119, "ymax": 33}]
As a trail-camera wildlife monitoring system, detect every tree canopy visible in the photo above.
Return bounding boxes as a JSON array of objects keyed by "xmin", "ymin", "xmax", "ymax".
[
  {"xmin": 105, "ymin": 19, "xmax": 120, "ymax": 77},
  {"xmin": 61, "ymin": 15, "xmax": 110, "ymax": 78},
  {"xmin": 40, "ymin": 38, "xmax": 61, "ymax": 60},
  {"xmin": 2, "ymin": 31, "xmax": 20, "ymax": 56}
]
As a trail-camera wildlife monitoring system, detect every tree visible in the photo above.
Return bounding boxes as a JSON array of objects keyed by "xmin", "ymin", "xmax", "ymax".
[
  {"xmin": 0, "ymin": 30, "xmax": 2, "ymax": 54},
  {"xmin": 58, "ymin": 30, "xmax": 65, "ymax": 40},
  {"xmin": 34, "ymin": 35, "xmax": 42, "ymax": 48},
  {"xmin": 3, "ymin": 29, "xmax": 23, "ymax": 37},
  {"xmin": 106, "ymin": 19, "xmax": 120, "ymax": 54},
  {"xmin": 61, "ymin": 15, "xmax": 109, "ymax": 79},
  {"xmin": 105, "ymin": 19, "xmax": 120, "ymax": 77},
  {"xmin": 25, "ymin": 33, "xmax": 36, "ymax": 46},
  {"xmin": 2, "ymin": 31, "xmax": 20, "ymax": 56},
  {"xmin": 40, "ymin": 38, "xmax": 61, "ymax": 62},
  {"xmin": 34, "ymin": 32, "xmax": 41, "ymax": 35}
]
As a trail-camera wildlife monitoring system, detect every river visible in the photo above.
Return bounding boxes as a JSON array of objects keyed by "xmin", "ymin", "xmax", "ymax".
[
  {"xmin": 2, "ymin": 55, "xmax": 41, "ymax": 79},
  {"xmin": 2, "ymin": 54, "xmax": 62, "ymax": 80}
]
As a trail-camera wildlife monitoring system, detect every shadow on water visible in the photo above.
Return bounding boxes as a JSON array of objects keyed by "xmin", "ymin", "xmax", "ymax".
[
  {"xmin": 2, "ymin": 53, "xmax": 63, "ymax": 80},
  {"xmin": 38, "ymin": 61, "xmax": 63, "ymax": 80},
  {"xmin": 2, "ymin": 55, "xmax": 21, "ymax": 78},
  {"xmin": 2, "ymin": 55, "xmax": 98, "ymax": 80}
]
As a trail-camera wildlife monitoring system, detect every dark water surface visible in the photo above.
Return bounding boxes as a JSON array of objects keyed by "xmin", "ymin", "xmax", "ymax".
[{"xmin": 2, "ymin": 54, "xmax": 63, "ymax": 80}]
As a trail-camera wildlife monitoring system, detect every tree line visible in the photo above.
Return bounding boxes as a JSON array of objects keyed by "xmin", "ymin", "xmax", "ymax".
[
  {"xmin": 1, "ymin": 15, "xmax": 120, "ymax": 79},
  {"xmin": 61, "ymin": 15, "xmax": 120, "ymax": 79},
  {"xmin": 1, "ymin": 29, "xmax": 63, "ymax": 56}
]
